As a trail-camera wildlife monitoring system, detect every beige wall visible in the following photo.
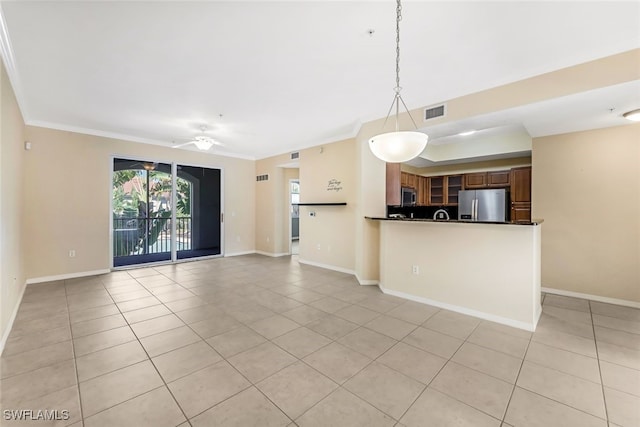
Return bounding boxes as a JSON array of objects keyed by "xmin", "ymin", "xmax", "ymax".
[
  {"xmin": 533, "ymin": 124, "xmax": 640, "ymax": 303},
  {"xmin": 379, "ymin": 221, "xmax": 541, "ymax": 330},
  {"xmin": 22, "ymin": 126, "xmax": 256, "ymax": 280},
  {"xmin": 254, "ymin": 152, "xmax": 295, "ymax": 255},
  {"xmin": 354, "ymin": 121, "xmax": 386, "ymax": 283},
  {"xmin": 298, "ymin": 139, "xmax": 357, "ymax": 272},
  {"xmin": 1, "ymin": 62, "xmax": 26, "ymax": 345}
]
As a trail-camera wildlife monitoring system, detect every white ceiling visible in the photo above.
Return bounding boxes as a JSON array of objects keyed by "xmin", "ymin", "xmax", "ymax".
[{"xmin": 1, "ymin": 1, "xmax": 639, "ymax": 160}]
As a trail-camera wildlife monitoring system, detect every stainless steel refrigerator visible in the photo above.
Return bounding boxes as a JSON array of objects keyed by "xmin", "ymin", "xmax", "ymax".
[{"xmin": 458, "ymin": 189, "xmax": 508, "ymax": 222}]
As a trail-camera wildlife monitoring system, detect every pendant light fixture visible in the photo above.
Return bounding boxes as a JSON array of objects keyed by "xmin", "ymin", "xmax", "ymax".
[{"xmin": 369, "ymin": 0, "xmax": 428, "ymax": 163}]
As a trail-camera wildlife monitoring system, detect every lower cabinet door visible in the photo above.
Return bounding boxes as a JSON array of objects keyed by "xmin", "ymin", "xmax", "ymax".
[{"xmin": 511, "ymin": 202, "xmax": 531, "ymax": 222}]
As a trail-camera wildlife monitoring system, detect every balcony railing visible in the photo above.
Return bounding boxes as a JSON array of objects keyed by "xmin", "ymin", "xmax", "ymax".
[{"xmin": 113, "ymin": 216, "xmax": 192, "ymax": 257}]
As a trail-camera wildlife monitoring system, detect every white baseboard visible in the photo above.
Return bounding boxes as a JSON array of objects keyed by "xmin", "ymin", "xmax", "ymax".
[
  {"xmin": 542, "ymin": 287, "xmax": 640, "ymax": 309},
  {"xmin": 225, "ymin": 250, "xmax": 257, "ymax": 257},
  {"xmin": 255, "ymin": 251, "xmax": 289, "ymax": 258},
  {"xmin": 297, "ymin": 259, "xmax": 355, "ymax": 276},
  {"xmin": 380, "ymin": 285, "xmax": 540, "ymax": 332},
  {"xmin": 26, "ymin": 269, "xmax": 111, "ymax": 285},
  {"xmin": 0, "ymin": 282, "xmax": 27, "ymax": 356},
  {"xmin": 355, "ymin": 274, "xmax": 379, "ymax": 286}
]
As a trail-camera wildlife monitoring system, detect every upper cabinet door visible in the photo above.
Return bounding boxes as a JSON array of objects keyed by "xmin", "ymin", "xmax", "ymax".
[
  {"xmin": 418, "ymin": 176, "xmax": 429, "ymax": 206},
  {"xmin": 510, "ymin": 167, "xmax": 532, "ymax": 203},
  {"xmin": 446, "ymin": 175, "xmax": 463, "ymax": 205},
  {"xmin": 464, "ymin": 172, "xmax": 487, "ymax": 189},
  {"xmin": 487, "ymin": 170, "xmax": 510, "ymax": 187},
  {"xmin": 429, "ymin": 176, "xmax": 445, "ymax": 205},
  {"xmin": 401, "ymin": 172, "xmax": 417, "ymax": 188}
]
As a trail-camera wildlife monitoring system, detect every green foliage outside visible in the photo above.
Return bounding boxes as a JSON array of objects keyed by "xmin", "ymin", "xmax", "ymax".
[{"xmin": 112, "ymin": 169, "xmax": 191, "ymax": 257}]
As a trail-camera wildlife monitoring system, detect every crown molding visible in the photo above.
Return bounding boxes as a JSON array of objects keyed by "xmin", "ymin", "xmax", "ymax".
[
  {"xmin": 26, "ymin": 119, "xmax": 257, "ymax": 161},
  {"xmin": 0, "ymin": 3, "xmax": 29, "ymax": 119}
]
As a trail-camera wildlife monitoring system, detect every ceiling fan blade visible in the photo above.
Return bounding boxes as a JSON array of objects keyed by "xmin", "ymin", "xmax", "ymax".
[{"xmin": 172, "ymin": 141, "xmax": 195, "ymax": 148}]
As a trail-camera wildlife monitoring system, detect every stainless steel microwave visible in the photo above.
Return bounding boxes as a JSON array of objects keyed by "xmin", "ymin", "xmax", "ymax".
[{"xmin": 401, "ymin": 187, "xmax": 416, "ymax": 206}]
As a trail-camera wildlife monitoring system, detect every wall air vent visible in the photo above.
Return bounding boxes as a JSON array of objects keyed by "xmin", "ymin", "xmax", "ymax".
[
  {"xmin": 256, "ymin": 174, "xmax": 269, "ymax": 182},
  {"xmin": 290, "ymin": 152, "xmax": 299, "ymax": 160},
  {"xmin": 424, "ymin": 104, "xmax": 446, "ymax": 121}
]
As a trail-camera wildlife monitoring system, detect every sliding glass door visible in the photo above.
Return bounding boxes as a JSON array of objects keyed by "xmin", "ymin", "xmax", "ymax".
[
  {"xmin": 112, "ymin": 158, "xmax": 222, "ymax": 267},
  {"xmin": 176, "ymin": 165, "xmax": 221, "ymax": 260},
  {"xmin": 112, "ymin": 159, "xmax": 173, "ymax": 266}
]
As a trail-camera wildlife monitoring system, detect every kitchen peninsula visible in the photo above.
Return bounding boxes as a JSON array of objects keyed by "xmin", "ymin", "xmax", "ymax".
[{"xmin": 367, "ymin": 217, "xmax": 542, "ymax": 331}]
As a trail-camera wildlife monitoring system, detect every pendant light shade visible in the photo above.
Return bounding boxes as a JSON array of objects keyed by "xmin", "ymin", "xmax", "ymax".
[
  {"xmin": 368, "ymin": 0, "xmax": 428, "ymax": 163},
  {"xmin": 369, "ymin": 131, "xmax": 428, "ymax": 163}
]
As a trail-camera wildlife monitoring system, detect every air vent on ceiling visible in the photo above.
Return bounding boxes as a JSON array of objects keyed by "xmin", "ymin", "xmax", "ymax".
[
  {"xmin": 256, "ymin": 174, "xmax": 269, "ymax": 182},
  {"xmin": 290, "ymin": 152, "xmax": 299, "ymax": 160},
  {"xmin": 424, "ymin": 104, "xmax": 446, "ymax": 121}
]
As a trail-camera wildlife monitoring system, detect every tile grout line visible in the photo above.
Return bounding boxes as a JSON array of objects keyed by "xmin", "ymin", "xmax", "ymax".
[
  {"xmin": 67, "ymin": 269, "xmax": 192, "ymax": 425},
  {"xmin": 132, "ymin": 267, "xmax": 295, "ymax": 424},
  {"xmin": 589, "ymin": 300, "xmax": 611, "ymax": 425},
  {"xmin": 389, "ymin": 318, "xmax": 506, "ymax": 424},
  {"xmin": 157, "ymin": 267, "xmax": 333, "ymax": 424},
  {"xmin": 500, "ymin": 320, "xmax": 534, "ymax": 425},
  {"xmin": 64, "ymin": 278, "xmax": 86, "ymax": 426},
  {"xmin": 512, "ymin": 302, "xmax": 611, "ymax": 423},
  {"xmin": 228, "ymin": 290, "xmax": 405, "ymax": 422},
  {"xmin": 220, "ymin": 287, "xmax": 382, "ymax": 423},
  {"xmin": 118, "ymin": 268, "xmax": 201, "ymax": 426}
]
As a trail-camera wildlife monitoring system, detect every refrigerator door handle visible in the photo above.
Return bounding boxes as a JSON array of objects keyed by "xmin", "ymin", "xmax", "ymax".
[
  {"xmin": 471, "ymin": 199, "xmax": 476, "ymax": 220},
  {"xmin": 474, "ymin": 198, "xmax": 479, "ymax": 220}
]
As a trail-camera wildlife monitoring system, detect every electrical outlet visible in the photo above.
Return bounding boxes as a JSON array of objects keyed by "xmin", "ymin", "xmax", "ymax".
[
  {"xmin": 412, "ymin": 265, "xmax": 419, "ymax": 275},
  {"xmin": 266, "ymin": 237, "xmax": 270, "ymax": 243},
  {"xmin": 69, "ymin": 250, "xmax": 76, "ymax": 258},
  {"xmin": 316, "ymin": 244, "xmax": 321, "ymax": 250},
  {"xmin": 327, "ymin": 245, "xmax": 331, "ymax": 252}
]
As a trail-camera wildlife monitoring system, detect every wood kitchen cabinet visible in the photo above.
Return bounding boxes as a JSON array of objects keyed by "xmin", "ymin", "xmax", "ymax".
[
  {"xmin": 386, "ymin": 165, "xmax": 530, "ymax": 211},
  {"xmin": 386, "ymin": 163, "xmax": 401, "ymax": 206},
  {"xmin": 428, "ymin": 176, "xmax": 445, "ymax": 205},
  {"xmin": 418, "ymin": 176, "xmax": 429, "ymax": 205},
  {"xmin": 465, "ymin": 170, "xmax": 510, "ymax": 188},
  {"xmin": 401, "ymin": 172, "xmax": 417, "ymax": 188},
  {"xmin": 464, "ymin": 172, "xmax": 487, "ymax": 189},
  {"xmin": 446, "ymin": 175, "xmax": 463, "ymax": 205},
  {"xmin": 487, "ymin": 170, "xmax": 510, "ymax": 187},
  {"xmin": 510, "ymin": 167, "xmax": 532, "ymax": 222},
  {"xmin": 427, "ymin": 175, "xmax": 463, "ymax": 206}
]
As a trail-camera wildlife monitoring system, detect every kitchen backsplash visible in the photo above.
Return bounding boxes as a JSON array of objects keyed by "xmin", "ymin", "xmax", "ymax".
[{"xmin": 387, "ymin": 205, "xmax": 459, "ymax": 220}]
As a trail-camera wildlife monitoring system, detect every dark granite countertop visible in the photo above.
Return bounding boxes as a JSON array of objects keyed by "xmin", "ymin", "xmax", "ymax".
[{"xmin": 365, "ymin": 217, "xmax": 543, "ymax": 226}]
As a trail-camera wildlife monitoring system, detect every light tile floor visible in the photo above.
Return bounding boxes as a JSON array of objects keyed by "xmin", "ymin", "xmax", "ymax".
[{"xmin": 1, "ymin": 255, "xmax": 639, "ymax": 426}]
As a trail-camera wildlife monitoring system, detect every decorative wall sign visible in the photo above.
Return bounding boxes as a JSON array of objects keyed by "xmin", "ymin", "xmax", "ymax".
[{"xmin": 327, "ymin": 179, "xmax": 343, "ymax": 192}]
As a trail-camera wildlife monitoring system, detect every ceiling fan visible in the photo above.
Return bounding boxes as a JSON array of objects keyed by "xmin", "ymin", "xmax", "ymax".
[{"xmin": 172, "ymin": 126, "xmax": 224, "ymax": 151}]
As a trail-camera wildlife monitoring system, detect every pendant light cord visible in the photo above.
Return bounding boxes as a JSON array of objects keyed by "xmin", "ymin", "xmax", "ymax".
[
  {"xmin": 381, "ymin": 0, "xmax": 420, "ymax": 133},
  {"xmin": 395, "ymin": 0, "xmax": 401, "ymax": 93}
]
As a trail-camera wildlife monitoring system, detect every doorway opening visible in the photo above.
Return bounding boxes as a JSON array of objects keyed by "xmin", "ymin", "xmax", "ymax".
[{"xmin": 290, "ymin": 179, "xmax": 300, "ymax": 255}]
